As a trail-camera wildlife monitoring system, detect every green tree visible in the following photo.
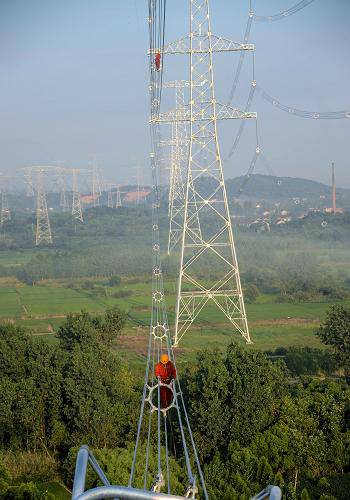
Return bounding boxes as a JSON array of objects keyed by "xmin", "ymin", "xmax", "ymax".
[
  {"xmin": 185, "ymin": 349, "xmax": 230, "ymax": 460},
  {"xmin": 0, "ymin": 462, "xmax": 11, "ymax": 495},
  {"xmin": 300, "ymin": 488, "xmax": 311, "ymax": 500},
  {"xmin": 0, "ymin": 309, "xmax": 133, "ymax": 453},
  {"xmin": 225, "ymin": 343, "xmax": 287, "ymax": 447},
  {"xmin": 316, "ymin": 304, "xmax": 350, "ymax": 379},
  {"xmin": 108, "ymin": 275, "xmax": 121, "ymax": 286},
  {"xmin": 58, "ymin": 308, "xmax": 125, "ymax": 350},
  {"xmin": 186, "ymin": 344, "xmax": 287, "ymax": 460},
  {"xmin": 244, "ymin": 284, "xmax": 259, "ymax": 303}
]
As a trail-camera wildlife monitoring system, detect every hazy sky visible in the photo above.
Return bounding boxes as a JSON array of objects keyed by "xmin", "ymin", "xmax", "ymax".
[{"xmin": 0, "ymin": 0, "xmax": 349, "ymax": 187}]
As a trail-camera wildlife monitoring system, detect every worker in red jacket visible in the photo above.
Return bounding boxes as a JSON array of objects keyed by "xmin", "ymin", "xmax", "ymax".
[
  {"xmin": 155, "ymin": 51, "xmax": 161, "ymax": 71},
  {"xmin": 155, "ymin": 353, "xmax": 176, "ymax": 409}
]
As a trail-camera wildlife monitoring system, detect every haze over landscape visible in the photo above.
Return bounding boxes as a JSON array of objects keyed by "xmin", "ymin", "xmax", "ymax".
[
  {"xmin": 0, "ymin": 0, "xmax": 349, "ymax": 186},
  {"xmin": 0, "ymin": 2, "xmax": 350, "ymax": 499}
]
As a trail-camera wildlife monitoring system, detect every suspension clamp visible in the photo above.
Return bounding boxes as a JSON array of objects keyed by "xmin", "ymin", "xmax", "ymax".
[
  {"xmin": 151, "ymin": 472, "xmax": 165, "ymax": 493},
  {"xmin": 185, "ymin": 478, "xmax": 198, "ymax": 498}
]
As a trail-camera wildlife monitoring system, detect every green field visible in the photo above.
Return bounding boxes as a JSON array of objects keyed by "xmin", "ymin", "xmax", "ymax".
[
  {"xmin": 0, "ymin": 287, "xmax": 22, "ymax": 316},
  {"xmin": 0, "ymin": 276, "xmax": 348, "ymax": 363}
]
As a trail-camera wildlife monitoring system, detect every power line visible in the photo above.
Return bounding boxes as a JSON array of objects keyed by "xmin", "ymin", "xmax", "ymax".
[
  {"xmin": 256, "ymin": 84, "xmax": 350, "ymax": 119},
  {"xmin": 130, "ymin": 2, "xmax": 208, "ymax": 497},
  {"xmin": 252, "ymin": 0, "xmax": 316, "ymax": 23}
]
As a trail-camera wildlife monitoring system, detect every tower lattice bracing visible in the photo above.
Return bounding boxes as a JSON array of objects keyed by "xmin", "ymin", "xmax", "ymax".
[
  {"xmin": 24, "ymin": 169, "xmax": 35, "ymax": 197},
  {"xmin": 107, "ymin": 187, "xmax": 114, "ymax": 208},
  {"xmin": 163, "ymin": 81, "xmax": 202, "ymax": 254},
  {"xmin": 91, "ymin": 162, "xmax": 101, "ymax": 207},
  {"xmin": 72, "ymin": 169, "xmax": 83, "ymax": 223},
  {"xmin": 56, "ymin": 167, "xmax": 69, "ymax": 211},
  {"xmin": 35, "ymin": 169, "xmax": 52, "ymax": 246},
  {"xmin": 155, "ymin": 0, "xmax": 256, "ymax": 345}
]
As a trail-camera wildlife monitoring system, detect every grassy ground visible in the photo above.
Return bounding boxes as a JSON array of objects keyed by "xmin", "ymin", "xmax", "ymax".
[{"xmin": 36, "ymin": 481, "xmax": 70, "ymax": 499}]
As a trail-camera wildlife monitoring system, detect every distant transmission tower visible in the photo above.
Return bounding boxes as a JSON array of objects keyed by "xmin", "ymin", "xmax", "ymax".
[
  {"xmin": 0, "ymin": 175, "xmax": 11, "ymax": 227},
  {"xmin": 155, "ymin": 0, "xmax": 256, "ymax": 345},
  {"xmin": 91, "ymin": 161, "xmax": 102, "ymax": 207},
  {"xmin": 71, "ymin": 169, "xmax": 83, "ymax": 223},
  {"xmin": 0, "ymin": 189, "xmax": 11, "ymax": 226},
  {"xmin": 55, "ymin": 167, "xmax": 69, "ymax": 211},
  {"xmin": 115, "ymin": 186, "xmax": 122, "ymax": 208},
  {"xmin": 35, "ymin": 168, "xmax": 52, "ymax": 245},
  {"xmin": 24, "ymin": 169, "xmax": 35, "ymax": 197},
  {"xmin": 106, "ymin": 183, "xmax": 116, "ymax": 208}
]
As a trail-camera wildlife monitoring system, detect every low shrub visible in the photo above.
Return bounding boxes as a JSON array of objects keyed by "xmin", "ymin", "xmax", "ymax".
[{"xmin": 112, "ymin": 289, "xmax": 133, "ymax": 298}]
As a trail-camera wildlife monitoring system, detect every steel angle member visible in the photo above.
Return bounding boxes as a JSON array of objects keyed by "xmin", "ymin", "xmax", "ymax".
[{"xmin": 73, "ymin": 486, "xmax": 187, "ymax": 500}]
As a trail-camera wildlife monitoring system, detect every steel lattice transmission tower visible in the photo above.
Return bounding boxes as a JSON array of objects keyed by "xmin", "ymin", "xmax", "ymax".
[
  {"xmin": 24, "ymin": 170, "xmax": 35, "ymax": 197},
  {"xmin": 55, "ymin": 166, "xmax": 69, "ymax": 211},
  {"xmin": 0, "ymin": 189, "xmax": 11, "ymax": 226},
  {"xmin": 35, "ymin": 168, "xmax": 52, "ymax": 246},
  {"xmin": 91, "ymin": 162, "xmax": 102, "ymax": 207},
  {"xmin": 106, "ymin": 183, "xmax": 117, "ymax": 208},
  {"xmin": 0, "ymin": 175, "xmax": 11, "ymax": 227},
  {"xmin": 71, "ymin": 169, "xmax": 84, "ymax": 223},
  {"xmin": 107, "ymin": 188, "xmax": 113, "ymax": 208},
  {"xmin": 155, "ymin": 0, "xmax": 256, "ymax": 345},
  {"xmin": 115, "ymin": 186, "xmax": 122, "ymax": 208}
]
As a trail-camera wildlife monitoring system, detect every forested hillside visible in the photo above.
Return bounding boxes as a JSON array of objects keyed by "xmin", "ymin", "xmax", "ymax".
[{"xmin": 1, "ymin": 306, "xmax": 350, "ymax": 498}]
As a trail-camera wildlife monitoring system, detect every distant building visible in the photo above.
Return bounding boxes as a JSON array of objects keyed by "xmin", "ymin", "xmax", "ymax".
[
  {"xmin": 275, "ymin": 217, "xmax": 291, "ymax": 225},
  {"xmin": 250, "ymin": 218, "xmax": 271, "ymax": 232},
  {"xmin": 123, "ymin": 190, "xmax": 151, "ymax": 203},
  {"xmin": 81, "ymin": 194, "xmax": 98, "ymax": 204},
  {"xmin": 324, "ymin": 206, "xmax": 344, "ymax": 214}
]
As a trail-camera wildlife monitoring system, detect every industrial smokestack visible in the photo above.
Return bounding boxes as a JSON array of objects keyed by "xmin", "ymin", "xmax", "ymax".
[{"xmin": 331, "ymin": 162, "xmax": 336, "ymax": 214}]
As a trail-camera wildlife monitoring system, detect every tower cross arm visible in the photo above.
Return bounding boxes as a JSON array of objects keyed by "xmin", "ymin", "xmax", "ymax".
[
  {"xmin": 154, "ymin": 34, "xmax": 254, "ymax": 54},
  {"xmin": 151, "ymin": 102, "xmax": 257, "ymax": 124},
  {"xmin": 160, "ymin": 138, "xmax": 189, "ymax": 146}
]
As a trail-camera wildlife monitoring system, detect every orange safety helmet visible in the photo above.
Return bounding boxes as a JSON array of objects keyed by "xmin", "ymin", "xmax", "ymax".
[{"xmin": 160, "ymin": 353, "xmax": 169, "ymax": 365}]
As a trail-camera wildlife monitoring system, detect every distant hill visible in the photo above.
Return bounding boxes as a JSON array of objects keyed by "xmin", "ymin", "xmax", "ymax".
[
  {"xmin": 7, "ymin": 175, "xmax": 350, "ymax": 213},
  {"xmin": 225, "ymin": 174, "xmax": 350, "ymax": 207},
  {"xmin": 226, "ymin": 173, "xmax": 350, "ymax": 199}
]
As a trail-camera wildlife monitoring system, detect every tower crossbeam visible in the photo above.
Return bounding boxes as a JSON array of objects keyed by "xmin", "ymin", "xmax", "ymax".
[
  {"xmin": 151, "ymin": 35, "xmax": 254, "ymax": 54},
  {"xmin": 152, "ymin": 102, "xmax": 256, "ymax": 123}
]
